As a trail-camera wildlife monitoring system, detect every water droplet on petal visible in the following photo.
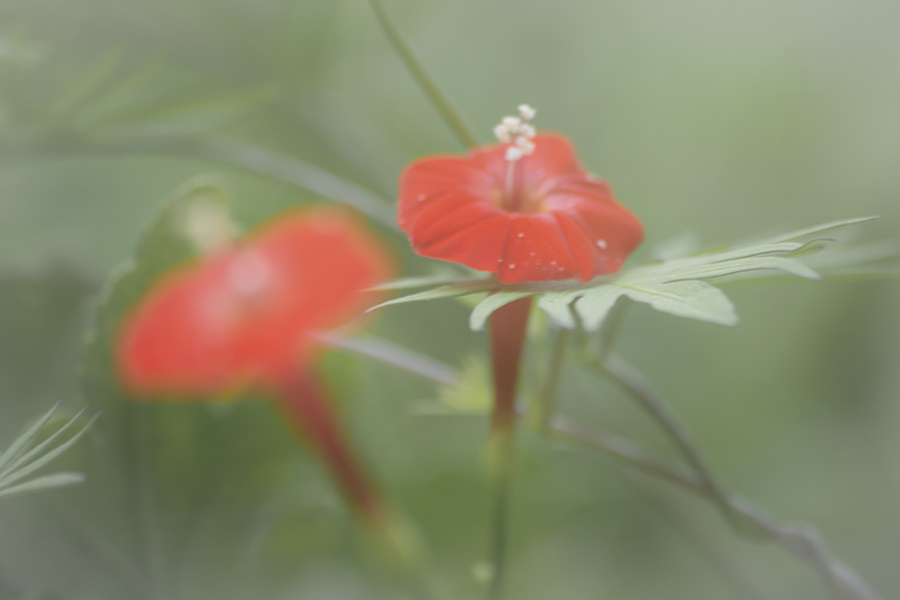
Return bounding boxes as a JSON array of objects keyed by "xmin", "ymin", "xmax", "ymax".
[
  {"xmin": 509, "ymin": 263, "xmax": 516, "ymax": 269},
  {"xmin": 517, "ymin": 232, "xmax": 524, "ymax": 238},
  {"xmin": 417, "ymin": 194, "xmax": 426, "ymax": 201},
  {"xmin": 596, "ymin": 239, "xmax": 608, "ymax": 249}
]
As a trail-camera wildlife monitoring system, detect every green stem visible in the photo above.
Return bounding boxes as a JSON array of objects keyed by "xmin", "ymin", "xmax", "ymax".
[
  {"xmin": 587, "ymin": 352, "xmax": 742, "ymax": 530},
  {"xmin": 368, "ymin": 0, "xmax": 479, "ymax": 149},
  {"xmin": 327, "ymin": 335, "xmax": 885, "ymax": 600},
  {"xmin": 486, "ymin": 297, "xmax": 532, "ymax": 599},
  {"xmin": 536, "ymin": 327, "xmax": 570, "ymax": 434},
  {"xmin": 595, "ymin": 297, "xmax": 631, "ymax": 361},
  {"xmin": 555, "ymin": 413, "xmax": 883, "ymax": 600}
]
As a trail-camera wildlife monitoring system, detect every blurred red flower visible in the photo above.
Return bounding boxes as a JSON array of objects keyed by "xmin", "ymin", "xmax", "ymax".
[
  {"xmin": 119, "ymin": 208, "xmax": 391, "ymax": 395},
  {"xmin": 117, "ymin": 207, "xmax": 392, "ymax": 523},
  {"xmin": 398, "ymin": 133, "xmax": 644, "ymax": 284}
]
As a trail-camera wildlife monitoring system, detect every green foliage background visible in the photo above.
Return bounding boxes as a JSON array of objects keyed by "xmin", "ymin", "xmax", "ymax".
[{"xmin": 0, "ymin": 0, "xmax": 897, "ymax": 599}]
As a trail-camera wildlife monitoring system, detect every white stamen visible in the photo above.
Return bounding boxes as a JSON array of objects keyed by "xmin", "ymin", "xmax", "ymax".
[
  {"xmin": 494, "ymin": 105, "xmax": 539, "ymax": 163},
  {"xmin": 518, "ymin": 104, "xmax": 536, "ymax": 121},
  {"xmin": 515, "ymin": 137, "xmax": 535, "ymax": 155},
  {"xmin": 501, "ymin": 116, "xmax": 522, "ymax": 133},
  {"xmin": 493, "ymin": 124, "xmax": 511, "ymax": 144},
  {"xmin": 505, "ymin": 146, "xmax": 525, "ymax": 161}
]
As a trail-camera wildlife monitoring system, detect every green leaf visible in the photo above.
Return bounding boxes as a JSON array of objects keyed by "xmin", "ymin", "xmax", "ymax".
[
  {"xmin": 413, "ymin": 357, "xmax": 489, "ymax": 416},
  {"xmin": 0, "ymin": 472, "xmax": 85, "ymax": 498},
  {"xmin": 367, "ymin": 279, "xmax": 497, "ymax": 313},
  {"xmin": 0, "ymin": 402, "xmax": 60, "ymax": 475},
  {"xmin": 617, "ymin": 281, "xmax": 738, "ymax": 326},
  {"xmin": 568, "ymin": 286, "xmax": 630, "ymax": 331},
  {"xmin": 0, "ymin": 408, "xmax": 87, "ymax": 479},
  {"xmin": 468, "ymin": 292, "xmax": 535, "ymax": 331},
  {"xmin": 761, "ymin": 216, "xmax": 879, "ymax": 244},
  {"xmin": 369, "ymin": 275, "xmax": 488, "ymax": 291},
  {"xmin": 661, "ymin": 256, "xmax": 820, "ymax": 282},
  {"xmin": 537, "ymin": 292, "xmax": 584, "ymax": 329},
  {"xmin": 358, "ymin": 217, "xmax": 888, "ymax": 333},
  {"xmin": 0, "ymin": 413, "xmax": 97, "ymax": 491}
]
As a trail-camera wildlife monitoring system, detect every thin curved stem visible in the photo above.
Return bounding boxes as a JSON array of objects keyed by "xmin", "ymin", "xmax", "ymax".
[
  {"xmin": 368, "ymin": 0, "xmax": 479, "ymax": 149},
  {"xmin": 583, "ymin": 352, "xmax": 883, "ymax": 600},
  {"xmin": 0, "ymin": 135, "xmax": 400, "ymax": 230},
  {"xmin": 329, "ymin": 334, "xmax": 885, "ymax": 600},
  {"xmin": 536, "ymin": 327, "xmax": 570, "ymax": 434},
  {"xmin": 485, "ymin": 297, "xmax": 532, "ymax": 600},
  {"xmin": 587, "ymin": 352, "xmax": 739, "ymax": 528},
  {"xmin": 558, "ymin": 412, "xmax": 883, "ymax": 600}
]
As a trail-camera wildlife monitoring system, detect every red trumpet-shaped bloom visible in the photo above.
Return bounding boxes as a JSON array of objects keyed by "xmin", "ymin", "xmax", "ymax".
[
  {"xmin": 398, "ymin": 133, "xmax": 644, "ymax": 284},
  {"xmin": 119, "ymin": 209, "xmax": 390, "ymax": 394},
  {"xmin": 117, "ymin": 208, "xmax": 392, "ymax": 523}
]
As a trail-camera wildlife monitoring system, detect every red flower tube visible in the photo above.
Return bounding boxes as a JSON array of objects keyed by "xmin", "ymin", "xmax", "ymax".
[{"xmin": 117, "ymin": 207, "xmax": 393, "ymax": 526}]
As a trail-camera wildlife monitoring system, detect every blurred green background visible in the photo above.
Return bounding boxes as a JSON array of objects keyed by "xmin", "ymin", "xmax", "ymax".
[{"xmin": 0, "ymin": 0, "xmax": 897, "ymax": 598}]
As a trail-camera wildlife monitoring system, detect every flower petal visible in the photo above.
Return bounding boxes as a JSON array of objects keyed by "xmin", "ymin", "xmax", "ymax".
[
  {"xmin": 497, "ymin": 214, "xmax": 579, "ymax": 284},
  {"xmin": 118, "ymin": 209, "xmax": 392, "ymax": 396}
]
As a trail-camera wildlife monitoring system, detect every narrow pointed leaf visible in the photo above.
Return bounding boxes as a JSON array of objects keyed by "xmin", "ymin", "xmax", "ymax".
[
  {"xmin": 0, "ymin": 414, "xmax": 98, "ymax": 490},
  {"xmin": 762, "ymin": 216, "xmax": 879, "ymax": 244},
  {"xmin": 367, "ymin": 286, "xmax": 471, "ymax": 313},
  {"xmin": 664, "ymin": 256, "xmax": 820, "ymax": 282},
  {"xmin": 0, "ymin": 472, "xmax": 85, "ymax": 498},
  {"xmin": 1, "ymin": 408, "xmax": 87, "ymax": 477},
  {"xmin": 573, "ymin": 286, "xmax": 629, "ymax": 331},
  {"xmin": 537, "ymin": 292, "xmax": 582, "ymax": 329},
  {"xmin": 369, "ymin": 276, "xmax": 490, "ymax": 291},
  {"xmin": 0, "ymin": 402, "xmax": 60, "ymax": 475},
  {"xmin": 469, "ymin": 292, "xmax": 535, "ymax": 331},
  {"xmin": 676, "ymin": 241, "xmax": 805, "ymax": 266},
  {"xmin": 620, "ymin": 281, "xmax": 738, "ymax": 326}
]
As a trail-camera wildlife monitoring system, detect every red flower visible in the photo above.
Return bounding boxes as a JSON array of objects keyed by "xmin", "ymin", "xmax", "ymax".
[
  {"xmin": 119, "ymin": 209, "xmax": 390, "ymax": 395},
  {"xmin": 398, "ymin": 133, "xmax": 644, "ymax": 284},
  {"xmin": 117, "ymin": 207, "xmax": 393, "ymax": 524}
]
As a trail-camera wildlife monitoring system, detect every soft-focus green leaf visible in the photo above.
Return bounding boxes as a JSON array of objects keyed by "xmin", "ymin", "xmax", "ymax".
[
  {"xmin": 413, "ymin": 357, "xmax": 489, "ymax": 416},
  {"xmin": 760, "ymin": 216, "xmax": 879, "ymax": 243},
  {"xmin": 0, "ymin": 413, "xmax": 96, "ymax": 491},
  {"xmin": 0, "ymin": 408, "xmax": 87, "ymax": 479},
  {"xmin": 0, "ymin": 472, "xmax": 84, "ymax": 498},
  {"xmin": 364, "ymin": 218, "xmax": 890, "ymax": 333},
  {"xmin": 367, "ymin": 279, "xmax": 496, "ymax": 312},
  {"xmin": 660, "ymin": 256, "xmax": 820, "ymax": 282},
  {"xmin": 369, "ymin": 275, "xmax": 488, "ymax": 291},
  {"xmin": 468, "ymin": 292, "xmax": 535, "ymax": 331},
  {"xmin": 617, "ymin": 280, "xmax": 738, "ymax": 326},
  {"xmin": 0, "ymin": 402, "xmax": 59, "ymax": 474},
  {"xmin": 536, "ymin": 292, "xmax": 583, "ymax": 329},
  {"xmin": 568, "ymin": 286, "xmax": 629, "ymax": 331}
]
